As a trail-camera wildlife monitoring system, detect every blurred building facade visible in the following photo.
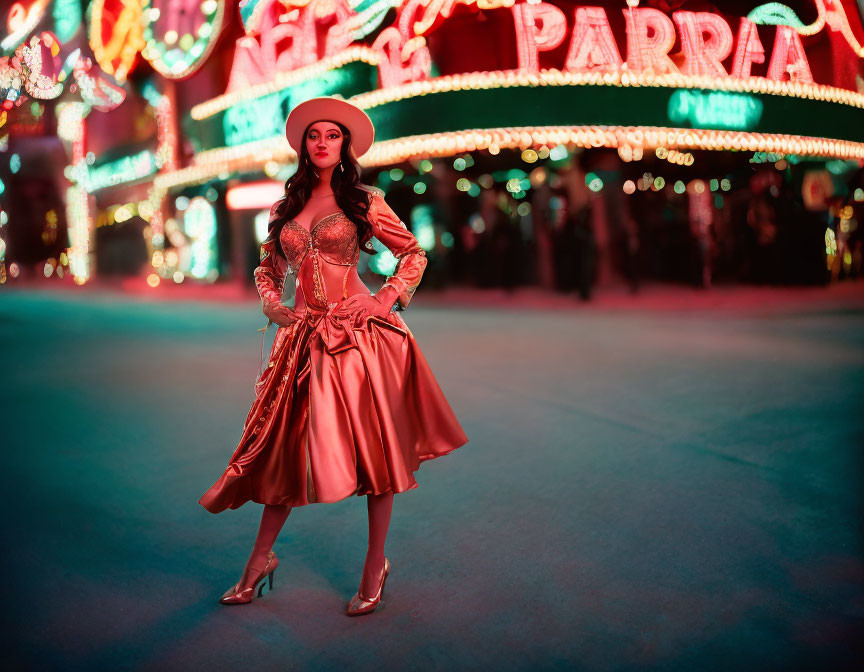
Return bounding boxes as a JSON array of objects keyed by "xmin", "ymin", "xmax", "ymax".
[{"xmin": 1, "ymin": 0, "xmax": 863, "ymax": 294}]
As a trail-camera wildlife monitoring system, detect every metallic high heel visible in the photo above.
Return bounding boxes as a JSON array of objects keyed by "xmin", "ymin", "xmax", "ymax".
[
  {"xmin": 219, "ymin": 550, "xmax": 279, "ymax": 605},
  {"xmin": 346, "ymin": 557, "xmax": 390, "ymax": 616}
]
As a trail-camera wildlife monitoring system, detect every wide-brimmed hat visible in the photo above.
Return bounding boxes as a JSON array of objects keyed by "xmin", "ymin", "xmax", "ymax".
[{"xmin": 285, "ymin": 96, "xmax": 375, "ymax": 159}]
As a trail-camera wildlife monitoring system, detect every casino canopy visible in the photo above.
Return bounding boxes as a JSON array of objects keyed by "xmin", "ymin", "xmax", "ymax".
[{"xmin": 167, "ymin": 0, "xmax": 864, "ymax": 189}]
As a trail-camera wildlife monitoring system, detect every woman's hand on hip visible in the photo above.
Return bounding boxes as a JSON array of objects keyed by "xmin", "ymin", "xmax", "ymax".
[
  {"xmin": 335, "ymin": 293, "xmax": 391, "ymax": 320},
  {"xmin": 263, "ymin": 301, "xmax": 302, "ymax": 327}
]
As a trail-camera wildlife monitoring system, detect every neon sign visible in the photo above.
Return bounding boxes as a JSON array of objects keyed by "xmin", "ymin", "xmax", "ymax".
[
  {"xmin": 82, "ymin": 150, "xmax": 159, "ymax": 193},
  {"xmin": 668, "ymin": 90, "xmax": 764, "ymax": 131},
  {"xmin": 511, "ymin": 5, "xmax": 816, "ymax": 83},
  {"xmin": 200, "ymin": 0, "xmax": 864, "ymax": 123},
  {"xmin": 177, "ymin": 0, "xmax": 864, "ymax": 175},
  {"xmin": 140, "ymin": 0, "xmax": 226, "ymax": 78},
  {"xmin": 222, "ymin": 64, "xmax": 366, "ymax": 146},
  {"xmin": 89, "ymin": 0, "xmax": 145, "ymax": 83}
]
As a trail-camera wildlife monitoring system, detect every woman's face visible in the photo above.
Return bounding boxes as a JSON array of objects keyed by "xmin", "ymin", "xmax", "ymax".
[{"xmin": 306, "ymin": 121, "xmax": 345, "ymax": 170}]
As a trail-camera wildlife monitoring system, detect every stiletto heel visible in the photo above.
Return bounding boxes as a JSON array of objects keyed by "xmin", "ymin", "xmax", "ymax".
[
  {"xmin": 346, "ymin": 557, "xmax": 389, "ymax": 616},
  {"xmin": 220, "ymin": 550, "xmax": 279, "ymax": 605}
]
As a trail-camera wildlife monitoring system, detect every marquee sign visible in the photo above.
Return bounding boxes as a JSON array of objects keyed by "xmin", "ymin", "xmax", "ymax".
[
  {"xmin": 203, "ymin": 0, "xmax": 864, "ymax": 112},
  {"xmin": 177, "ymin": 1, "xmax": 864, "ymax": 182}
]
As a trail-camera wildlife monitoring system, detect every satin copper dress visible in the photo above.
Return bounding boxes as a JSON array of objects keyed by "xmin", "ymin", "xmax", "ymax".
[{"xmin": 200, "ymin": 189, "xmax": 468, "ymax": 512}]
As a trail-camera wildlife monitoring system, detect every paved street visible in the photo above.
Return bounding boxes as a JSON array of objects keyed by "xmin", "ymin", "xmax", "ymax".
[{"xmin": 2, "ymin": 288, "xmax": 862, "ymax": 671}]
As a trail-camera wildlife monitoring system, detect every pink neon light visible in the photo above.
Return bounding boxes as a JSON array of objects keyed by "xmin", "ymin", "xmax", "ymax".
[
  {"xmin": 226, "ymin": 182, "xmax": 285, "ymax": 210},
  {"xmin": 731, "ymin": 17, "xmax": 766, "ymax": 78},
  {"xmin": 673, "ymin": 11, "xmax": 734, "ymax": 77},
  {"xmin": 512, "ymin": 2, "xmax": 568, "ymax": 72},
  {"xmin": 623, "ymin": 7, "xmax": 679, "ymax": 75},
  {"xmin": 768, "ymin": 25, "xmax": 815, "ymax": 83},
  {"xmin": 565, "ymin": 6, "xmax": 623, "ymax": 73}
]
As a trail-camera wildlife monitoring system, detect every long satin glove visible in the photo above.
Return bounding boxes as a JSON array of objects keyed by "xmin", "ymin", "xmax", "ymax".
[
  {"xmin": 253, "ymin": 236, "xmax": 289, "ymax": 329},
  {"xmin": 365, "ymin": 191, "xmax": 428, "ymax": 311}
]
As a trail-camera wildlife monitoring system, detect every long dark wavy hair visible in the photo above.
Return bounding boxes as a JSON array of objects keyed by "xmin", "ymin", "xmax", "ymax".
[{"xmin": 264, "ymin": 120, "xmax": 376, "ymax": 259}]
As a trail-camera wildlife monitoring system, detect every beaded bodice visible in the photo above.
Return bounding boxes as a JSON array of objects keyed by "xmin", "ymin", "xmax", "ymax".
[
  {"xmin": 279, "ymin": 210, "xmax": 361, "ymax": 306},
  {"xmin": 279, "ymin": 211, "xmax": 360, "ymax": 274},
  {"xmin": 254, "ymin": 190, "xmax": 427, "ymax": 320}
]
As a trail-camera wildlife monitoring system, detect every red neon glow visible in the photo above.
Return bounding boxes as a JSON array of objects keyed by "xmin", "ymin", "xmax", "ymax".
[
  {"xmin": 673, "ymin": 11, "xmax": 734, "ymax": 77},
  {"xmin": 623, "ymin": 7, "xmax": 679, "ymax": 75},
  {"xmin": 731, "ymin": 17, "xmax": 765, "ymax": 78},
  {"xmin": 226, "ymin": 182, "xmax": 285, "ymax": 210},
  {"xmin": 210, "ymin": 1, "xmax": 861, "ymax": 112},
  {"xmin": 564, "ymin": 6, "xmax": 623, "ymax": 73},
  {"xmin": 373, "ymin": 27, "xmax": 431, "ymax": 88},
  {"xmin": 767, "ymin": 25, "xmax": 814, "ymax": 83},
  {"xmin": 511, "ymin": 2, "xmax": 568, "ymax": 72}
]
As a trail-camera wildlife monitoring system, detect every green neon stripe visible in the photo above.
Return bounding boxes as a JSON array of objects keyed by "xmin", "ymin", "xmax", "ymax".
[
  {"xmin": 363, "ymin": 85, "xmax": 864, "ymax": 145},
  {"xmin": 184, "ymin": 60, "xmax": 378, "ymax": 153}
]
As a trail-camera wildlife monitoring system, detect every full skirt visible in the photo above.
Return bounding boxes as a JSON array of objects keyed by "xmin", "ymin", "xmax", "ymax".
[{"xmin": 199, "ymin": 302, "xmax": 468, "ymax": 512}]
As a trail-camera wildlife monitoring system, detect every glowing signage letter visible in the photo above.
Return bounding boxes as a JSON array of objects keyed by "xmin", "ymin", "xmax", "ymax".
[
  {"xmin": 668, "ymin": 89, "xmax": 763, "ymax": 130},
  {"xmin": 673, "ymin": 11, "xmax": 733, "ymax": 77},
  {"xmin": 373, "ymin": 27, "xmax": 431, "ymax": 89},
  {"xmin": 731, "ymin": 17, "xmax": 765, "ymax": 78},
  {"xmin": 767, "ymin": 25, "xmax": 814, "ymax": 83},
  {"xmin": 512, "ymin": 2, "xmax": 567, "ymax": 72},
  {"xmin": 565, "ymin": 6, "xmax": 623, "ymax": 73},
  {"xmin": 623, "ymin": 7, "xmax": 679, "ymax": 75}
]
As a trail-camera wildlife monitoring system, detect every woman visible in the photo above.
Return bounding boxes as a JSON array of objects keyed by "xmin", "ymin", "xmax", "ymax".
[{"xmin": 199, "ymin": 96, "xmax": 469, "ymax": 616}]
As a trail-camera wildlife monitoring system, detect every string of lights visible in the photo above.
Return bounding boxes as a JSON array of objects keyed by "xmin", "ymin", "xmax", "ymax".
[
  {"xmin": 190, "ymin": 46, "xmax": 381, "ymax": 120},
  {"xmin": 145, "ymin": 122, "xmax": 864, "ymax": 195},
  {"xmin": 350, "ymin": 67, "xmax": 864, "ymax": 112}
]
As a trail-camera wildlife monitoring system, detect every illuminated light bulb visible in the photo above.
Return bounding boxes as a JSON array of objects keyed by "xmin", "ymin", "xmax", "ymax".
[{"xmin": 147, "ymin": 273, "xmax": 160, "ymax": 287}]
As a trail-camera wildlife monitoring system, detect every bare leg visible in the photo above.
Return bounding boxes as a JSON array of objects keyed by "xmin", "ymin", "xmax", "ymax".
[
  {"xmin": 238, "ymin": 503, "xmax": 291, "ymax": 589},
  {"xmin": 359, "ymin": 491, "xmax": 394, "ymax": 597}
]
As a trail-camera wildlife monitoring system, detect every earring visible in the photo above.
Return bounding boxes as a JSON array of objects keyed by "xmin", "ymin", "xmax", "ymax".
[{"xmin": 338, "ymin": 161, "xmax": 344, "ymax": 172}]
